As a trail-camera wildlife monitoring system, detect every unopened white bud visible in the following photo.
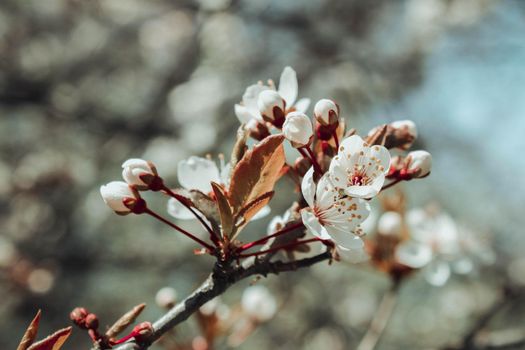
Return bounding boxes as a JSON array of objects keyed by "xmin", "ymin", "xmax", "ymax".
[
  {"xmin": 390, "ymin": 120, "xmax": 417, "ymax": 139},
  {"xmin": 100, "ymin": 181, "xmax": 138, "ymax": 214},
  {"xmin": 314, "ymin": 99, "xmax": 339, "ymax": 126},
  {"xmin": 258, "ymin": 90, "xmax": 286, "ymax": 126},
  {"xmin": 377, "ymin": 211, "xmax": 402, "ymax": 237},
  {"xmin": 282, "ymin": 112, "xmax": 313, "ymax": 147},
  {"xmin": 241, "ymin": 285, "xmax": 277, "ymax": 322},
  {"xmin": 407, "ymin": 150, "xmax": 432, "ymax": 177},
  {"xmin": 122, "ymin": 158, "xmax": 157, "ymax": 188}
]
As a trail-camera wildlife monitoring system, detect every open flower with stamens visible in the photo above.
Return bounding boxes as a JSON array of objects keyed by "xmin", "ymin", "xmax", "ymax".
[
  {"xmin": 300, "ymin": 167, "xmax": 370, "ymax": 257},
  {"xmin": 167, "ymin": 155, "xmax": 270, "ymax": 220},
  {"xmin": 329, "ymin": 135, "xmax": 391, "ymax": 199},
  {"xmin": 234, "ymin": 66, "xmax": 310, "ymax": 128}
]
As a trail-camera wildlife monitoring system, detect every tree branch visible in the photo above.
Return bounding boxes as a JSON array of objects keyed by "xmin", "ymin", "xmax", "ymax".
[{"xmin": 106, "ymin": 251, "xmax": 332, "ymax": 350}]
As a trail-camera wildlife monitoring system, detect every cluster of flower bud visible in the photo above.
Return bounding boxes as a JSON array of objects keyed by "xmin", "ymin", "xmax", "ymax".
[{"xmin": 70, "ymin": 307, "xmax": 99, "ymax": 330}]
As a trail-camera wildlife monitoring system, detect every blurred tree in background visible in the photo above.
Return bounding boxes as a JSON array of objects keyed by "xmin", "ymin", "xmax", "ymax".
[{"xmin": 2, "ymin": 0, "xmax": 525, "ymax": 349}]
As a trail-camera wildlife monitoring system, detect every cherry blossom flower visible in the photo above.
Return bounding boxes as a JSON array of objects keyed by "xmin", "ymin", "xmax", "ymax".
[
  {"xmin": 395, "ymin": 208, "xmax": 464, "ymax": 286},
  {"xmin": 121, "ymin": 158, "xmax": 158, "ymax": 188},
  {"xmin": 234, "ymin": 66, "xmax": 310, "ymax": 128},
  {"xmin": 329, "ymin": 135, "xmax": 391, "ymax": 199},
  {"xmin": 314, "ymin": 99, "xmax": 339, "ymax": 126},
  {"xmin": 167, "ymin": 155, "xmax": 270, "ymax": 220},
  {"xmin": 300, "ymin": 167, "xmax": 370, "ymax": 256},
  {"xmin": 241, "ymin": 285, "xmax": 277, "ymax": 322},
  {"xmin": 100, "ymin": 181, "xmax": 140, "ymax": 214},
  {"xmin": 282, "ymin": 111, "xmax": 313, "ymax": 147}
]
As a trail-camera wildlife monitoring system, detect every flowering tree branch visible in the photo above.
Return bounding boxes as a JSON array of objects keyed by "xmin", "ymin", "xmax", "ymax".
[{"xmin": 104, "ymin": 250, "xmax": 332, "ymax": 350}]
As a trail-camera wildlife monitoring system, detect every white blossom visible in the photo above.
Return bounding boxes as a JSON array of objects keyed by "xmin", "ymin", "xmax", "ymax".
[
  {"xmin": 100, "ymin": 181, "xmax": 138, "ymax": 213},
  {"xmin": 300, "ymin": 167, "xmax": 370, "ymax": 253},
  {"xmin": 282, "ymin": 111, "xmax": 313, "ymax": 147},
  {"xmin": 329, "ymin": 135, "xmax": 391, "ymax": 199},
  {"xmin": 377, "ymin": 211, "xmax": 403, "ymax": 237},
  {"xmin": 241, "ymin": 285, "xmax": 277, "ymax": 322},
  {"xmin": 406, "ymin": 150, "xmax": 432, "ymax": 177},
  {"xmin": 314, "ymin": 99, "xmax": 339, "ymax": 126},
  {"xmin": 234, "ymin": 66, "xmax": 310, "ymax": 126},
  {"xmin": 396, "ymin": 209, "xmax": 463, "ymax": 286},
  {"xmin": 122, "ymin": 158, "xmax": 157, "ymax": 187}
]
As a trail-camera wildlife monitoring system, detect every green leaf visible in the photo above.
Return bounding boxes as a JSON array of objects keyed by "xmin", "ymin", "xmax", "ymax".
[
  {"xmin": 211, "ymin": 182, "xmax": 233, "ymax": 239},
  {"xmin": 17, "ymin": 310, "xmax": 41, "ymax": 350},
  {"xmin": 228, "ymin": 134, "xmax": 285, "ymax": 217}
]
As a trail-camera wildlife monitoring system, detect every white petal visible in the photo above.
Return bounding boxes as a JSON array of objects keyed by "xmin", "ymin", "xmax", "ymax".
[
  {"xmin": 328, "ymin": 158, "xmax": 348, "ymax": 188},
  {"xmin": 368, "ymin": 144, "xmax": 390, "ymax": 174},
  {"xmin": 301, "ymin": 167, "xmax": 316, "ymax": 208},
  {"xmin": 423, "ymin": 260, "xmax": 451, "ymax": 286},
  {"xmin": 177, "ymin": 156, "xmax": 220, "ymax": 193},
  {"xmin": 338, "ymin": 135, "xmax": 367, "ymax": 155},
  {"xmin": 325, "ymin": 226, "xmax": 364, "ymax": 249},
  {"xmin": 396, "ymin": 241, "xmax": 433, "ymax": 268},
  {"xmin": 251, "ymin": 205, "xmax": 271, "ymax": 221},
  {"xmin": 301, "ymin": 209, "xmax": 331, "ymax": 240},
  {"xmin": 344, "ymin": 184, "xmax": 379, "ymax": 199},
  {"xmin": 167, "ymin": 198, "xmax": 195, "ymax": 220},
  {"xmin": 315, "ymin": 172, "xmax": 336, "ymax": 207},
  {"xmin": 234, "ymin": 104, "xmax": 255, "ymax": 124},
  {"xmin": 337, "ymin": 246, "xmax": 370, "ymax": 263},
  {"xmin": 219, "ymin": 162, "xmax": 232, "ymax": 187},
  {"xmin": 242, "ymin": 84, "xmax": 271, "ymax": 119},
  {"xmin": 278, "ymin": 66, "xmax": 298, "ymax": 106},
  {"xmin": 100, "ymin": 181, "xmax": 134, "ymax": 212},
  {"xmin": 294, "ymin": 98, "xmax": 311, "ymax": 113}
]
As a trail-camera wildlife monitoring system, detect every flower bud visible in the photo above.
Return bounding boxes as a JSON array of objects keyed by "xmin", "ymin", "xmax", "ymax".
[
  {"xmin": 258, "ymin": 90, "xmax": 286, "ymax": 128},
  {"xmin": 407, "ymin": 150, "xmax": 432, "ymax": 178},
  {"xmin": 377, "ymin": 211, "xmax": 402, "ymax": 237},
  {"xmin": 241, "ymin": 285, "xmax": 277, "ymax": 322},
  {"xmin": 100, "ymin": 181, "xmax": 145, "ymax": 214},
  {"xmin": 122, "ymin": 159, "xmax": 160, "ymax": 190},
  {"xmin": 314, "ymin": 99, "xmax": 339, "ymax": 126},
  {"xmin": 70, "ymin": 307, "xmax": 89, "ymax": 329},
  {"xmin": 282, "ymin": 111, "xmax": 313, "ymax": 148},
  {"xmin": 85, "ymin": 313, "xmax": 99, "ymax": 330},
  {"xmin": 367, "ymin": 120, "xmax": 417, "ymax": 150}
]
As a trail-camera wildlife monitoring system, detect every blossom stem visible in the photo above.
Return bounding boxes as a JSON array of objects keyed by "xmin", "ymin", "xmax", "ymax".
[
  {"xmin": 145, "ymin": 209, "xmax": 214, "ymax": 251},
  {"xmin": 356, "ymin": 281, "xmax": 400, "ymax": 350},
  {"xmin": 162, "ymin": 186, "xmax": 219, "ymax": 246},
  {"xmin": 238, "ymin": 222, "xmax": 305, "ymax": 251},
  {"xmin": 302, "ymin": 145, "xmax": 323, "ymax": 174},
  {"xmin": 332, "ymin": 130, "xmax": 340, "ymax": 150},
  {"xmin": 381, "ymin": 179, "xmax": 402, "ymax": 191},
  {"xmin": 238, "ymin": 238, "xmax": 322, "ymax": 258}
]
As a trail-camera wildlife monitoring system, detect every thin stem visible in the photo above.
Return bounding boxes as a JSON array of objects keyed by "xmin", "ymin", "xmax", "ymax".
[
  {"xmin": 238, "ymin": 222, "xmax": 304, "ymax": 251},
  {"xmin": 238, "ymin": 238, "xmax": 321, "ymax": 258},
  {"xmin": 146, "ymin": 209, "xmax": 214, "ymax": 251},
  {"xmin": 297, "ymin": 147, "xmax": 309, "ymax": 160},
  {"xmin": 332, "ymin": 130, "xmax": 340, "ymax": 150},
  {"xmin": 302, "ymin": 145, "xmax": 323, "ymax": 174},
  {"xmin": 381, "ymin": 179, "xmax": 402, "ymax": 192},
  {"xmin": 162, "ymin": 186, "xmax": 219, "ymax": 246},
  {"xmin": 356, "ymin": 281, "xmax": 400, "ymax": 350}
]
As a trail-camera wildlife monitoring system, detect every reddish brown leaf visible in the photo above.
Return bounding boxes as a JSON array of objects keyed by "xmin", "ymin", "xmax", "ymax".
[
  {"xmin": 17, "ymin": 310, "xmax": 41, "ymax": 350},
  {"xmin": 228, "ymin": 134, "xmax": 285, "ymax": 216},
  {"xmin": 230, "ymin": 125, "xmax": 248, "ymax": 169},
  {"xmin": 27, "ymin": 327, "xmax": 72, "ymax": 350},
  {"xmin": 211, "ymin": 182, "xmax": 233, "ymax": 239},
  {"xmin": 233, "ymin": 191, "xmax": 274, "ymax": 238},
  {"xmin": 106, "ymin": 303, "xmax": 146, "ymax": 339}
]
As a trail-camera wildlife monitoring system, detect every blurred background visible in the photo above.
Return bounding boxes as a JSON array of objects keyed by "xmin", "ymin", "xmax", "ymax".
[{"xmin": 1, "ymin": 0, "xmax": 525, "ymax": 349}]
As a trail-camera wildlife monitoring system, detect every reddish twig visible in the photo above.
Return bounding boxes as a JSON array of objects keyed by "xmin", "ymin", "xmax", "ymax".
[
  {"xmin": 145, "ymin": 209, "xmax": 214, "ymax": 251},
  {"xmin": 238, "ymin": 238, "xmax": 321, "ymax": 258},
  {"xmin": 238, "ymin": 222, "xmax": 305, "ymax": 251}
]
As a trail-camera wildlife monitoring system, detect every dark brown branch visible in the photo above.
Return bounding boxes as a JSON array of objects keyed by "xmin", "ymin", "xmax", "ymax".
[{"xmin": 107, "ymin": 251, "xmax": 332, "ymax": 350}]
